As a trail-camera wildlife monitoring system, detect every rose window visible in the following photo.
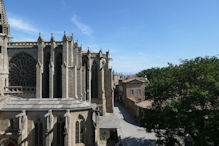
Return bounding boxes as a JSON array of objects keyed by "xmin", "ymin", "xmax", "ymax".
[{"xmin": 9, "ymin": 52, "xmax": 36, "ymax": 86}]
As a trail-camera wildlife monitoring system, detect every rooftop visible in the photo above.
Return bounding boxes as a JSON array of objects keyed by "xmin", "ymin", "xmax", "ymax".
[
  {"xmin": 99, "ymin": 113, "xmax": 120, "ymax": 129},
  {"xmin": 122, "ymin": 76, "xmax": 149, "ymax": 84},
  {"xmin": 0, "ymin": 96, "xmax": 95, "ymax": 111},
  {"xmin": 126, "ymin": 97, "xmax": 153, "ymax": 109},
  {"xmin": 135, "ymin": 100, "xmax": 153, "ymax": 109}
]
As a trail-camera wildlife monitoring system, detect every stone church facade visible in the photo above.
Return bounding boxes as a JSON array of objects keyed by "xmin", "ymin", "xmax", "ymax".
[{"xmin": 0, "ymin": 0, "xmax": 114, "ymax": 146}]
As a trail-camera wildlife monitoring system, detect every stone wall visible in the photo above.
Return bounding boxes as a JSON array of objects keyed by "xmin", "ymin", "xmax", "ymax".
[
  {"xmin": 124, "ymin": 98, "xmax": 139, "ymax": 118},
  {"xmin": 0, "ymin": 110, "xmax": 96, "ymax": 146},
  {"xmin": 105, "ymin": 68, "xmax": 114, "ymax": 113},
  {"xmin": 125, "ymin": 81, "xmax": 146, "ymax": 102}
]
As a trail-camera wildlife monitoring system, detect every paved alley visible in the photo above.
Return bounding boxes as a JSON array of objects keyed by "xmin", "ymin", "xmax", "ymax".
[{"xmin": 114, "ymin": 102, "xmax": 157, "ymax": 146}]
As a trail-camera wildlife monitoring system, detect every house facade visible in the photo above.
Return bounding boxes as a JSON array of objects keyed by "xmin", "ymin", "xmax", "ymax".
[{"xmin": 122, "ymin": 76, "xmax": 149, "ymax": 118}]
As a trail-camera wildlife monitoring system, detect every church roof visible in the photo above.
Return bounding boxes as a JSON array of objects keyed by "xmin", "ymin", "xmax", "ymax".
[
  {"xmin": 82, "ymin": 50, "xmax": 96, "ymax": 54},
  {"xmin": 0, "ymin": 96, "xmax": 96, "ymax": 111}
]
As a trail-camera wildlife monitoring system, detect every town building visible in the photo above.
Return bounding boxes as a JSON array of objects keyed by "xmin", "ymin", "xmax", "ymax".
[
  {"xmin": 113, "ymin": 73, "xmax": 124, "ymax": 102},
  {"xmin": 0, "ymin": 0, "xmax": 114, "ymax": 145},
  {"xmin": 119, "ymin": 76, "xmax": 150, "ymax": 118}
]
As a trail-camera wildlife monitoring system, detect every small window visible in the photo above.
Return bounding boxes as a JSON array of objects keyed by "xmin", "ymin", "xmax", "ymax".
[
  {"xmin": 138, "ymin": 89, "xmax": 141, "ymax": 95},
  {"xmin": 0, "ymin": 46, "xmax": 2, "ymax": 53},
  {"xmin": 5, "ymin": 78, "xmax": 7, "ymax": 87},
  {"xmin": 0, "ymin": 14, "xmax": 1, "ymax": 19},
  {"xmin": 0, "ymin": 25, "xmax": 2, "ymax": 33},
  {"xmin": 75, "ymin": 115, "xmax": 85, "ymax": 144},
  {"xmin": 10, "ymin": 119, "xmax": 14, "ymax": 130},
  {"xmin": 130, "ymin": 90, "xmax": 134, "ymax": 95},
  {"xmin": 138, "ymin": 98, "xmax": 142, "ymax": 102}
]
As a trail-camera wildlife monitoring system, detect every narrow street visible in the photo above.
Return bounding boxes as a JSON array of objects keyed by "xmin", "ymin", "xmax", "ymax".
[{"xmin": 114, "ymin": 102, "xmax": 157, "ymax": 146}]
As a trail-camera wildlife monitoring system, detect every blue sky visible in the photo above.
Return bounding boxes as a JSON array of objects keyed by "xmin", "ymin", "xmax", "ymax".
[{"xmin": 5, "ymin": 0, "xmax": 219, "ymax": 74}]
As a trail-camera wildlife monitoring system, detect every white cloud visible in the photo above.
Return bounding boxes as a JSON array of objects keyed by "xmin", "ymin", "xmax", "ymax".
[
  {"xmin": 11, "ymin": 37, "xmax": 36, "ymax": 42},
  {"xmin": 8, "ymin": 17, "xmax": 38, "ymax": 33},
  {"xmin": 72, "ymin": 15, "xmax": 92, "ymax": 36}
]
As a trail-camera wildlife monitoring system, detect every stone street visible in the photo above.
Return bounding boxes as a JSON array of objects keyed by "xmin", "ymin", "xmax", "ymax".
[{"xmin": 114, "ymin": 102, "xmax": 157, "ymax": 146}]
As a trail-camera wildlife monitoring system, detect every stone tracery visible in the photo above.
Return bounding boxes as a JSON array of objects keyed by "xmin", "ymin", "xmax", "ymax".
[{"xmin": 9, "ymin": 52, "xmax": 36, "ymax": 86}]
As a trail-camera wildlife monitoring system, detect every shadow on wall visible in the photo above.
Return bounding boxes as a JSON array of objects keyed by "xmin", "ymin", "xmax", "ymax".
[
  {"xmin": 114, "ymin": 101, "xmax": 140, "ymax": 126},
  {"xmin": 121, "ymin": 137, "xmax": 156, "ymax": 146}
]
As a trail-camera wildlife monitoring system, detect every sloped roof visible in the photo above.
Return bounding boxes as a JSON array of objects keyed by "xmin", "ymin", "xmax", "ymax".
[
  {"xmin": 126, "ymin": 96, "xmax": 153, "ymax": 109},
  {"xmin": 122, "ymin": 76, "xmax": 148, "ymax": 83},
  {"xmin": 0, "ymin": 96, "xmax": 95, "ymax": 111},
  {"xmin": 99, "ymin": 113, "xmax": 120, "ymax": 129},
  {"xmin": 82, "ymin": 50, "xmax": 96, "ymax": 54},
  {"xmin": 127, "ymin": 96, "xmax": 138, "ymax": 102},
  {"xmin": 135, "ymin": 100, "xmax": 153, "ymax": 109}
]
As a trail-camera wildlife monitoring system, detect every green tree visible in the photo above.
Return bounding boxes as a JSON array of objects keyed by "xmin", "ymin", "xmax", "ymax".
[{"xmin": 138, "ymin": 56, "xmax": 219, "ymax": 145}]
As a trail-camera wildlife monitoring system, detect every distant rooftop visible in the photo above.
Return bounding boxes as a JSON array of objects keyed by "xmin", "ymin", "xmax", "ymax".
[
  {"xmin": 82, "ymin": 50, "xmax": 96, "ymax": 54},
  {"xmin": 122, "ymin": 76, "xmax": 149, "ymax": 83}
]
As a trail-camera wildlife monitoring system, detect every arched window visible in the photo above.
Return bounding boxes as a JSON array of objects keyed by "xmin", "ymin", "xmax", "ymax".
[
  {"xmin": 0, "ymin": 25, "xmax": 2, "ymax": 33},
  {"xmin": 91, "ymin": 60, "xmax": 98, "ymax": 99},
  {"xmin": 9, "ymin": 52, "xmax": 36, "ymax": 86},
  {"xmin": 42, "ymin": 52, "xmax": 50, "ymax": 98},
  {"xmin": 34, "ymin": 121, "xmax": 43, "ymax": 146},
  {"xmin": 55, "ymin": 53, "xmax": 62, "ymax": 98},
  {"xmin": 75, "ymin": 115, "xmax": 85, "ymax": 144},
  {"xmin": 57, "ymin": 119, "xmax": 64, "ymax": 145},
  {"xmin": 0, "ymin": 138, "xmax": 17, "ymax": 146},
  {"xmin": 75, "ymin": 121, "xmax": 79, "ymax": 144},
  {"xmin": 80, "ymin": 120, "xmax": 84, "ymax": 143},
  {"xmin": 82, "ymin": 56, "xmax": 88, "ymax": 100}
]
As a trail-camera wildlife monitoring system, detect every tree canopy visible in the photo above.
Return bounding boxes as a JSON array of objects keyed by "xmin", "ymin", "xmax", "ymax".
[{"xmin": 137, "ymin": 56, "xmax": 219, "ymax": 145}]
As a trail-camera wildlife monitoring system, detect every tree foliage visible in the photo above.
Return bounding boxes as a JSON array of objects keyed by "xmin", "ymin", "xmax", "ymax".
[{"xmin": 137, "ymin": 56, "xmax": 219, "ymax": 145}]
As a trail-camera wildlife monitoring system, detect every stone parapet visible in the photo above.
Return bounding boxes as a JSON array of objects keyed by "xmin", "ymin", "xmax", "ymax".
[
  {"xmin": 4, "ymin": 86, "xmax": 36, "ymax": 98},
  {"xmin": 8, "ymin": 41, "xmax": 63, "ymax": 47}
]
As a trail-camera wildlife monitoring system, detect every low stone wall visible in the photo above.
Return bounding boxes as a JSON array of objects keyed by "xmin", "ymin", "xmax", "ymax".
[{"xmin": 124, "ymin": 98, "xmax": 139, "ymax": 118}]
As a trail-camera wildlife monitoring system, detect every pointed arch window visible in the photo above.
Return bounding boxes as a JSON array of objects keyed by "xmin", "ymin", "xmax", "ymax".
[
  {"xmin": 80, "ymin": 120, "xmax": 84, "ymax": 143},
  {"xmin": 75, "ymin": 115, "xmax": 85, "ymax": 144},
  {"xmin": 57, "ymin": 119, "xmax": 64, "ymax": 145},
  {"xmin": 0, "ymin": 25, "xmax": 2, "ymax": 33},
  {"xmin": 55, "ymin": 53, "xmax": 62, "ymax": 98},
  {"xmin": 75, "ymin": 121, "xmax": 79, "ymax": 144},
  {"xmin": 82, "ymin": 56, "xmax": 89, "ymax": 100},
  {"xmin": 34, "ymin": 121, "xmax": 43, "ymax": 146},
  {"xmin": 42, "ymin": 52, "xmax": 50, "ymax": 98},
  {"xmin": 91, "ymin": 60, "xmax": 98, "ymax": 99}
]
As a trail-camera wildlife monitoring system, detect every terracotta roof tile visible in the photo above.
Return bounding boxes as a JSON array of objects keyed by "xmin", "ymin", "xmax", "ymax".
[{"xmin": 135, "ymin": 100, "xmax": 153, "ymax": 109}]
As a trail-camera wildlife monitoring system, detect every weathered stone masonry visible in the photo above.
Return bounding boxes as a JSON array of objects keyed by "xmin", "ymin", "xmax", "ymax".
[{"xmin": 0, "ymin": 0, "xmax": 114, "ymax": 145}]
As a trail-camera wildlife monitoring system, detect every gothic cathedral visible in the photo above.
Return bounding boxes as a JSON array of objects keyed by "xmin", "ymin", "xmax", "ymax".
[{"xmin": 0, "ymin": 0, "xmax": 114, "ymax": 146}]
